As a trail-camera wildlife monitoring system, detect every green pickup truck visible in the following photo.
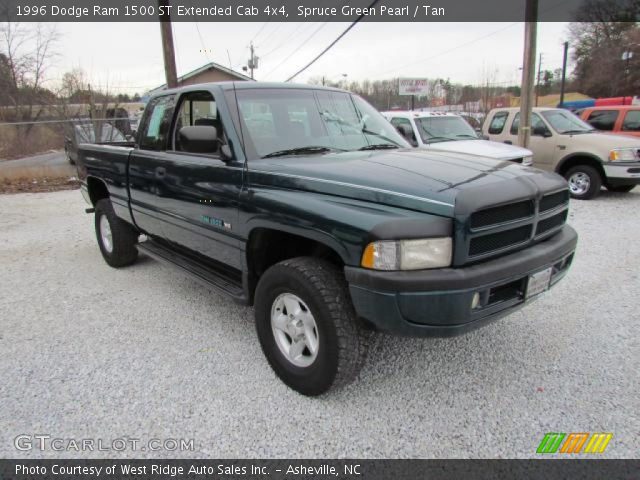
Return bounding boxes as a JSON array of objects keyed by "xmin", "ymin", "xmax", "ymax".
[{"xmin": 77, "ymin": 82, "xmax": 577, "ymax": 395}]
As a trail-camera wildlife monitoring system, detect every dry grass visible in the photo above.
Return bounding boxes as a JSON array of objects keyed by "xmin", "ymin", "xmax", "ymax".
[
  {"xmin": 0, "ymin": 124, "xmax": 65, "ymax": 159},
  {"xmin": 0, "ymin": 176, "xmax": 79, "ymax": 194},
  {"xmin": 0, "ymin": 165, "xmax": 79, "ymax": 194}
]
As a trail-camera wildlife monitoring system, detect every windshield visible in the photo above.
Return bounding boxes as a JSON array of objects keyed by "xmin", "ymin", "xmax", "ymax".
[
  {"xmin": 541, "ymin": 110, "xmax": 595, "ymax": 134},
  {"xmin": 414, "ymin": 116, "xmax": 479, "ymax": 144},
  {"xmin": 234, "ymin": 88, "xmax": 409, "ymax": 158}
]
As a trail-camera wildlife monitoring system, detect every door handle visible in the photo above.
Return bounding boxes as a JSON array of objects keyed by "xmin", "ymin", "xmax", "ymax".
[
  {"xmin": 504, "ymin": 140, "xmax": 513, "ymax": 145},
  {"xmin": 155, "ymin": 167, "xmax": 166, "ymax": 177}
]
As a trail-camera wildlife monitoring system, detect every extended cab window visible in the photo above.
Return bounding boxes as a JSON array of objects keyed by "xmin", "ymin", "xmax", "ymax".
[
  {"xmin": 622, "ymin": 110, "xmax": 640, "ymax": 132},
  {"xmin": 586, "ymin": 110, "xmax": 618, "ymax": 131},
  {"xmin": 139, "ymin": 95, "xmax": 174, "ymax": 150},
  {"xmin": 172, "ymin": 91, "xmax": 222, "ymax": 153},
  {"xmin": 510, "ymin": 113, "xmax": 548, "ymax": 136},
  {"xmin": 488, "ymin": 111, "xmax": 508, "ymax": 134}
]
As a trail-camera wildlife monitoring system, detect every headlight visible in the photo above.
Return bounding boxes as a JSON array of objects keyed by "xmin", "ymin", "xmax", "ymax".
[
  {"xmin": 361, "ymin": 237, "xmax": 452, "ymax": 270},
  {"xmin": 523, "ymin": 155, "xmax": 533, "ymax": 166},
  {"xmin": 609, "ymin": 148, "xmax": 639, "ymax": 161}
]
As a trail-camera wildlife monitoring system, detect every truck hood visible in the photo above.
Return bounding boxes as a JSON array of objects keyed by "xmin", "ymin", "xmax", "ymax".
[
  {"xmin": 249, "ymin": 149, "xmax": 566, "ymax": 217},
  {"xmin": 566, "ymin": 131, "xmax": 640, "ymax": 149},
  {"xmin": 421, "ymin": 139, "xmax": 532, "ymax": 160}
]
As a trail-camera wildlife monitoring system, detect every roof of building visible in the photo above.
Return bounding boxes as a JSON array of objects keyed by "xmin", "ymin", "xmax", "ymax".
[{"xmin": 146, "ymin": 61, "xmax": 253, "ymax": 94}]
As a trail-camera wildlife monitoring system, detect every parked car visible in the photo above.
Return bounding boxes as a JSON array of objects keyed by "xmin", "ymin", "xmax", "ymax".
[
  {"xmin": 65, "ymin": 122, "xmax": 127, "ymax": 165},
  {"xmin": 483, "ymin": 107, "xmax": 640, "ymax": 199},
  {"xmin": 382, "ymin": 111, "xmax": 533, "ymax": 166},
  {"xmin": 576, "ymin": 105, "xmax": 640, "ymax": 138},
  {"xmin": 77, "ymin": 83, "xmax": 577, "ymax": 395}
]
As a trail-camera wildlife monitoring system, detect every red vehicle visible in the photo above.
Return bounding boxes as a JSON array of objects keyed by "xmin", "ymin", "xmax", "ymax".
[{"xmin": 577, "ymin": 105, "xmax": 640, "ymax": 138}]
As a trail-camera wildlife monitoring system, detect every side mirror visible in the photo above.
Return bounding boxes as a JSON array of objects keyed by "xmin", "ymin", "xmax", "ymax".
[
  {"xmin": 533, "ymin": 125, "xmax": 551, "ymax": 137},
  {"xmin": 179, "ymin": 125, "xmax": 219, "ymax": 153}
]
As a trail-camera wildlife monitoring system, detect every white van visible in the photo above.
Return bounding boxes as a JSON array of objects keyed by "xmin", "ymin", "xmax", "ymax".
[{"xmin": 382, "ymin": 111, "xmax": 533, "ymax": 166}]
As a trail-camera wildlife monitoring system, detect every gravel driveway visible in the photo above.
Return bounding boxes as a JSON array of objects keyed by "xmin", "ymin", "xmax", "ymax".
[{"xmin": 0, "ymin": 189, "xmax": 638, "ymax": 458}]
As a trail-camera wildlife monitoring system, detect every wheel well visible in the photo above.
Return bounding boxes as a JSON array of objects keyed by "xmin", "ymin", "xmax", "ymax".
[
  {"xmin": 556, "ymin": 155, "xmax": 605, "ymax": 180},
  {"xmin": 86, "ymin": 177, "xmax": 109, "ymax": 206},
  {"xmin": 246, "ymin": 228, "xmax": 344, "ymax": 301}
]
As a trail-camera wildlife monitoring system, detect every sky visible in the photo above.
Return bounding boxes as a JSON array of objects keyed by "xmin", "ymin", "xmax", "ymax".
[{"xmin": 40, "ymin": 22, "xmax": 571, "ymax": 94}]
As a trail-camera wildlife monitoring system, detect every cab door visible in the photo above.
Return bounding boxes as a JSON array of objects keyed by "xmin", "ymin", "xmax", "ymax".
[
  {"xmin": 506, "ymin": 112, "xmax": 557, "ymax": 171},
  {"xmin": 151, "ymin": 90, "xmax": 244, "ymax": 270},
  {"xmin": 128, "ymin": 94, "xmax": 176, "ymax": 237}
]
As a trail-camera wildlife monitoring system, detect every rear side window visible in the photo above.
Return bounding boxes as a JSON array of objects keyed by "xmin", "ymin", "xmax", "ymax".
[
  {"xmin": 622, "ymin": 110, "xmax": 640, "ymax": 132},
  {"xmin": 586, "ymin": 110, "xmax": 618, "ymax": 131},
  {"xmin": 488, "ymin": 111, "xmax": 509, "ymax": 134},
  {"xmin": 139, "ymin": 95, "xmax": 174, "ymax": 150}
]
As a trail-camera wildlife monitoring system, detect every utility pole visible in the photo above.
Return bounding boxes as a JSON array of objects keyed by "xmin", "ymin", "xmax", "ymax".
[
  {"xmin": 535, "ymin": 53, "xmax": 543, "ymax": 107},
  {"xmin": 247, "ymin": 42, "xmax": 258, "ymax": 79},
  {"xmin": 158, "ymin": 0, "xmax": 177, "ymax": 88},
  {"xmin": 559, "ymin": 41, "xmax": 568, "ymax": 107},
  {"xmin": 518, "ymin": 0, "xmax": 538, "ymax": 149}
]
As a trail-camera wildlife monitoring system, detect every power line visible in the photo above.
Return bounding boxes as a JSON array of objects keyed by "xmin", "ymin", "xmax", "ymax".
[
  {"xmin": 195, "ymin": 22, "xmax": 211, "ymax": 62},
  {"xmin": 261, "ymin": 23, "xmax": 308, "ymax": 58},
  {"xmin": 284, "ymin": 0, "xmax": 380, "ymax": 82},
  {"xmin": 251, "ymin": 22, "xmax": 269, "ymax": 42},
  {"xmin": 373, "ymin": 22, "xmax": 520, "ymax": 78},
  {"xmin": 257, "ymin": 23, "xmax": 284, "ymax": 51},
  {"xmin": 263, "ymin": 23, "xmax": 328, "ymax": 79}
]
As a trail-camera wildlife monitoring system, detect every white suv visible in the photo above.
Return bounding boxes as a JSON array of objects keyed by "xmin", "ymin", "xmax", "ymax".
[
  {"xmin": 382, "ymin": 111, "xmax": 533, "ymax": 166},
  {"xmin": 483, "ymin": 107, "xmax": 640, "ymax": 199}
]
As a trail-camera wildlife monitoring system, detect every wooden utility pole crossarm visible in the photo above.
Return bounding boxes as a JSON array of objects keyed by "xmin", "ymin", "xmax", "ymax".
[{"xmin": 158, "ymin": 0, "xmax": 178, "ymax": 89}]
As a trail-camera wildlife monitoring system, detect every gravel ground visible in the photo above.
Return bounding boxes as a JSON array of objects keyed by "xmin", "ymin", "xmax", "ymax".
[{"xmin": 0, "ymin": 189, "xmax": 638, "ymax": 459}]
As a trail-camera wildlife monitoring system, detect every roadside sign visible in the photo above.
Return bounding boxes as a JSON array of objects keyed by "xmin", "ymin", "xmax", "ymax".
[{"xmin": 399, "ymin": 78, "xmax": 429, "ymax": 96}]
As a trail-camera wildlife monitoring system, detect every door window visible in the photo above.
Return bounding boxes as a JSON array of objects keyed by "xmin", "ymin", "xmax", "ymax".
[
  {"xmin": 172, "ymin": 91, "xmax": 221, "ymax": 153},
  {"xmin": 622, "ymin": 110, "xmax": 640, "ymax": 132},
  {"xmin": 510, "ymin": 113, "xmax": 549, "ymax": 136},
  {"xmin": 139, "ymin": 95, "xmax": 174, "ymax": 150},
  {"xmin": 586, "ymin": 110, "xmax": 618, "ymax": 131},
  {"xmin": 390, "ymin": 117, "xmax": 417, "ymax": 143},
  {"xmin": 488, "ymin": 111, "xmax": 509, "ymax": 134}
]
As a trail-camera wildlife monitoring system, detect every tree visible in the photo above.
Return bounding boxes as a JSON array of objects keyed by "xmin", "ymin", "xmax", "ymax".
[
  {"xmin": 0, "ymin": 22, "xmax": 58, "ymax": 146},
  {"xmin": 568, "ymin": 0, "xmax": 639, "ymax": 97}
]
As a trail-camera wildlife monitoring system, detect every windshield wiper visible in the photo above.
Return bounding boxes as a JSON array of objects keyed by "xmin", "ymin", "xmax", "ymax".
[
  {"xmin": 561, "ymin": 129, "xmax": 592, "ymax": 135},
  {"xmin": 426, "ymin": 136, "xmax": 455, "ymax": 143},
  {"xmin": 358, "ymin": 144, "xmax": 400, "ymax": 151},
  {"xmin": 261, "ymin": 146, "xmax": 337, "ymax": 159},
  {"xmin": 455, "ymin": 134, "xmax": 479, "ymax": 139}
]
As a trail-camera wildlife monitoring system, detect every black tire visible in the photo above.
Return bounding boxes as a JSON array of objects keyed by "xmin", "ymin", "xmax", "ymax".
[
  {"xmin": 94, "ymin": 199, "xmax": 139, "ymax": 268},
  {"xmin": 254, "ymin": 257, "xmax": 370, "ymax": 396},
  {"xmin": 606, "ymin": 184, "xmax": 635, "ymax": 193},
  {"xmin": 564, "ymin": 165, "xmax": 602, "ymax": 200}
]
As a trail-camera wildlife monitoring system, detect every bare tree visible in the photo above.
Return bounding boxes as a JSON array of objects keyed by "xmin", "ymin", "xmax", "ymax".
[{"xmin": 0, "ymin": 22, "xmax": 58, "ymax": 145}]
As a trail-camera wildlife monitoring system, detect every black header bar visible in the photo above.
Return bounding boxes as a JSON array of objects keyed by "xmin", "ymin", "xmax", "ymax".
[{"xmin": 0, "ymin": 0, "xmax": 638, "ymax": 22}]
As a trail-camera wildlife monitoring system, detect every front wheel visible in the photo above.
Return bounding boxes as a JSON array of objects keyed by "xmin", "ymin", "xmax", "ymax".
[
  {"xmin": 254, "ymin": 257, "xmax": 370, "ymax": 396},
  {"xmin": 565, "ymin": 165, "xmax": 602, "ymax": 200},
  {"xmin": 606, "ymin": 184, "xmax": 635, "ymax": 193}
]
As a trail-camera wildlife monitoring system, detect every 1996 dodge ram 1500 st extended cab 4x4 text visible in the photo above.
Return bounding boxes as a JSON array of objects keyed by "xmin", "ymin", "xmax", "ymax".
[{"xmin": 77, "ymin": 82, "xmax": 577, "ymax": 395}]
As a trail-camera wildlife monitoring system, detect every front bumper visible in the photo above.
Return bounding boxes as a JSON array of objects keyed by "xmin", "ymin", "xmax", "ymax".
[
  {"xmin": 345, "ymin": 225, "xmax": 578, "ymax": 337},
  {"xmin": 603, "ymin": 162, "xmax": 640, "ymax": 186}
]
